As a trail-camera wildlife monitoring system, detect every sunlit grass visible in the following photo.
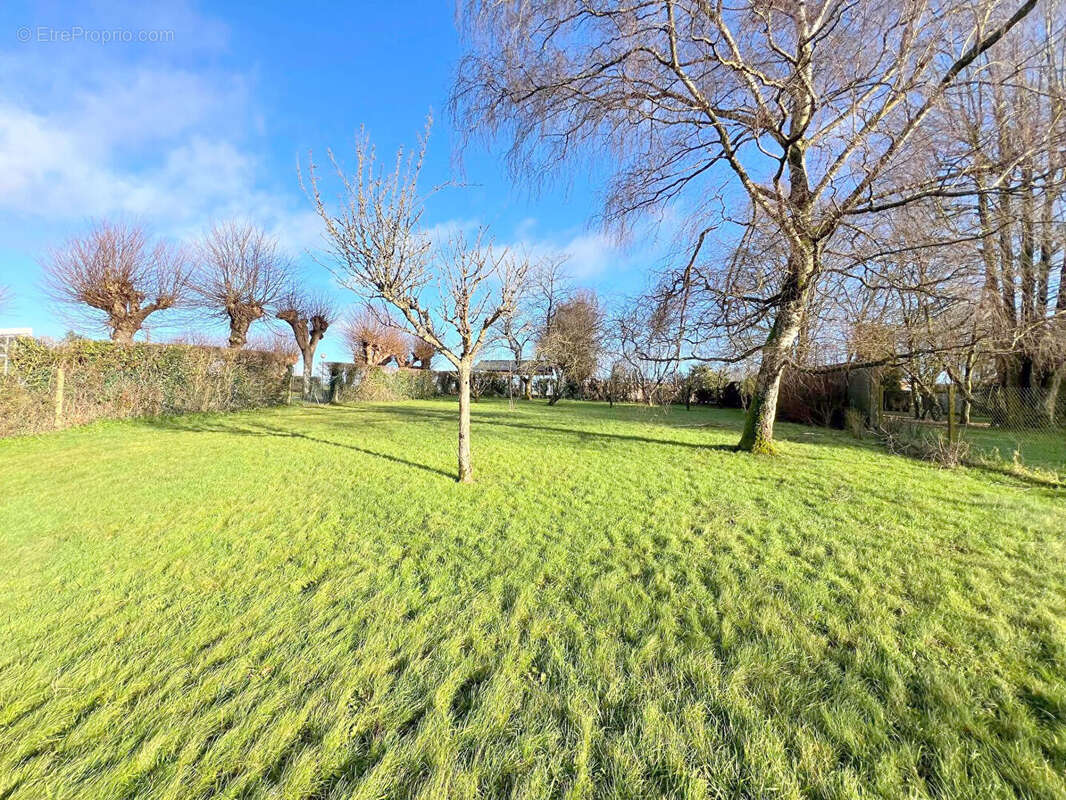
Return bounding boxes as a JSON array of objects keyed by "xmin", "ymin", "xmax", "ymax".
[
  {"xmin": 962, "ymin": 425, "xmax": 1066, "ymax": 476},
  {"xmin": 1, "ymin": 399, "xmax": 1063, "ymax": 799}
]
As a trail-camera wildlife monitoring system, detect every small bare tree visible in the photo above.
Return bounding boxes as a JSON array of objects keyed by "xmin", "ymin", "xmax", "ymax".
[
  {"xmin": 276, "ymin": 290, "xmax": 336, "ymax": 398},
  {"xmin": 496, "ymin": 254, "xmax": 544, "ymax": 403},
  {"xmin": 194, "ymin": 221, "xmax": 290, "ymax": 349},
  {"xmin": 44, "ymin": 221, "xmax": 188, "ymax": 343},
  {"xmin": 495, "ymin": 254, "xmax": 573, "ymax": 402},
  {"xmin": 306, "ymin": 128, "xmax": 527, "ymax": 482},
  {"xmin": 537, "ymin": 289, "xmax": 605, "ymax": 404}
]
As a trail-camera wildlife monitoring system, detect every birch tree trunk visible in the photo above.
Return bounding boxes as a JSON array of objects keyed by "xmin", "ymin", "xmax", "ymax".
[{"xmin": 737, "ymin": 248, "xmax": 814, "ymax": 453}]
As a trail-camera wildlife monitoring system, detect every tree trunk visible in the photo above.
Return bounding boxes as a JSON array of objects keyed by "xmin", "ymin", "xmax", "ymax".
[
  {"xmin": 110, "ymin": 325, "xmax": 135, "ymax": 344},
  {"xmin": 457, "ymin": 361, "xmax": 473, "ymax": 483},
  {"xmin": 962, "ymin": 352, "xmax": 975, "ymax": 426},
  {"xmin": 228, "ymin": 319, "xmax": 251, "ymax": 350},
  {"xmin": 737, "ymin": 261, "xmax": 811, "ymax": 453},
  {"xmin": 1045, "ymin": 365, "xmax": 1064, "ymax": 426},
  {"xmin": 547, "ymin": 371, "xmax": 561, "ymax": 406},
  {"xmin": 302, "ymin": 351, "xmax": 313, "ymax": 399}
]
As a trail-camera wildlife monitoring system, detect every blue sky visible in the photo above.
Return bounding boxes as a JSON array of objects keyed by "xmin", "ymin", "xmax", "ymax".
[{"xmin": 0, "ymin": 0, "xmax": 682, "ymax": 366}]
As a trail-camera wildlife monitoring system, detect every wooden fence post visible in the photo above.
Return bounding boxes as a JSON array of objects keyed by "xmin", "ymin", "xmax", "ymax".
[
  {"xmin": 54, "ymin": 366, "xmax": 65, "ymax": 429},
  {"xmin": 947, "ymin": 383, "xmax": 957, "ymax": 443}
]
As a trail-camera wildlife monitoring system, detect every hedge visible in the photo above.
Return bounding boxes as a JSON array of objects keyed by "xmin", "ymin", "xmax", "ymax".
[
  {"xmin": 1, "ymin": 338, "xmax": 293, "ymax": 437},
  {"xmin": 327, "ymin": 363, "xmax": 438, "ymax": 402}
]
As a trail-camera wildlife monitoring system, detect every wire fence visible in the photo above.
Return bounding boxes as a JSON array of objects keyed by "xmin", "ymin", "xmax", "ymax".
[
  {"xmin": 874, "ymin": 384, "xmax": 1065, "ymax": 477},
  {"xmin": 288, "ymin": 375, "xmax": 331, "ymax": 404}
]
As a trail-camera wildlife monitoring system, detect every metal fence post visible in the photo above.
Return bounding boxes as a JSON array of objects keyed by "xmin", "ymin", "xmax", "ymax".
[{"xmin": 54, "ymin": 366, "xmax": 65, "ymax": 429}]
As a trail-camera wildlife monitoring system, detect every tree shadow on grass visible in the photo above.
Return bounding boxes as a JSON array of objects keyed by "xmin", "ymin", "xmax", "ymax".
[
  {"xmin": 140, "ymin": 417, "xmax": 455, "ymax": 480},
  {"xmin": 354, "ymin": 405, "xmax": 740, "ymax": 453}
]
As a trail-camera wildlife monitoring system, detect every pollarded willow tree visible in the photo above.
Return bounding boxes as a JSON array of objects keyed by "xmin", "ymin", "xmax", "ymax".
[
  {"xmin": 276, "ymin": 290, "xmax": 336, "ymax": 398},
  {"xmin": 194, "ymin": 221, "xmax": 291, "ymax": 350},
  {"xmin": 411, "ymin": 336, "xmax": 437, "ymax": 369},
  {"xmin": 305, "ymin": 130, "xmax": 527, "ymax": 482},
  {"xmin": 44, "ymin": 220, "xmax": 189, "ymax": 343},
  {"xmin": 453, "ymin": 0, "xmax": 1039, "ymax": 452},
  {"xmin": 345, "ymin": 310, "xmax": 406, "ymax": 367}
]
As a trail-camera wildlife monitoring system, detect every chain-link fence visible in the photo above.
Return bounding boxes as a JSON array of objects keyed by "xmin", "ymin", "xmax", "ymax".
[
  {"xmin": 874, "ymin": 384, "xmax": 1065, "ymax": 476},
  {"xmin": 287, "ymin": 374, "xmax": 332, "ymax": 404}
]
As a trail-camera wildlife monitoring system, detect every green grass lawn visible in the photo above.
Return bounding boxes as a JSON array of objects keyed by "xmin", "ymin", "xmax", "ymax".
[
  {"xmin": 961, "ymin": 426, "xmax": 1066, "ymax": 476},
  {"xmin": 1, "ymin": 399, "xmax": 1063, "ymax": 800}
]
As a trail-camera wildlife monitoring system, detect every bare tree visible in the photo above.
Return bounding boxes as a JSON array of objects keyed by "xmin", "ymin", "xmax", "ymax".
[
  {"xmin": 44, "ymin": 220, "xmax": 188, "ymax": 343},
  {"xmin": 520, "ymin": 255, "xmax": 574, "ymax": 400},
  {"xmin": 454, "ymin": 0, "xmax": 1039, "ymax": 452},
  {"xmin": 345, "ymin": 309, "xmax": 404, "ymax": 366},
  {"xmin": 390, "ymin": 332, "xmax": 437, "ymax": 369},
  {"xmin": 615, "ymin": 297, "xmax": 686, "ymax": 406},
  {"xmin": 305, "ymin": 127, "xmax": 527, "ymax": 482},
  {"xmin": 496, "ymin": 253, "xmax": 564, "ymax": 401},
  {"xmin": 498, "ymin": 295, "xmax": 536, "ymax": 403},
  {"xmin": 194, "ymin": 221, "xmax": 290, "ymax": 349},
  {"xmin": 537, "ymin": 289, "xmax": 605, "ymax": 404},
  {"xmin": 392, "ymin": 338, "xmax": 413, "ymax": 368},
  {"xmin": 276, "ymin": 290, "xmax": 336, "ymax": 398},
  {"xmin": 938, "ymin": 7, "xmax": 1066, "ymax": 423},
  {"xmin": 412, "ymin": 336, "xmax": 436, "ymax": 369}
]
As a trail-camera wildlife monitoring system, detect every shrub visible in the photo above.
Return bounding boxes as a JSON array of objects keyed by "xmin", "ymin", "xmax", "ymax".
[
  {"xmin": 880, "ymin": 419, "xmax": 970, "ymax": 468},
  {"xmin": 777, "ymin": 368, "xmax": 849, "ymax": 428},
  {"xmin": 720, "ymin": 380, "xmax": 752, "ymax": 409},
  {"xmin": 333, "ymin": 366, "xmax": 437, "ymax": 402}
]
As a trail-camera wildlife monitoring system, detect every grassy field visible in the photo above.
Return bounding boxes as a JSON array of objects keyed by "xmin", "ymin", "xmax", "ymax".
[
  {"xmin": 962, "ymin": 426, "xmax": 1066, "ymax": 476},
  {"xmin": 881, "ymin": 413, "xmax": 1066, "ymax": 477},
  {"xmin": 1, "ymin": 399, "xmax": 1063, "ymax": 800}
]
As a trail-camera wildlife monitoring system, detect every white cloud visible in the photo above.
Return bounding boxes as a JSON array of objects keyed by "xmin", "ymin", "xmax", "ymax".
[
  {"xmin": 0, "ymin": 12, "xmax": 309, "ymax": 252},
  {"xmin": 508, "ymin": 225, "xmax": 626, "ymax": 281},
  {"xmin": 556, "ymin": 231, "xmax": 619, "ymax": 279},
  {"xmin": 0, "ymin": 67, "xmax": 259, "ymax": 222}
]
